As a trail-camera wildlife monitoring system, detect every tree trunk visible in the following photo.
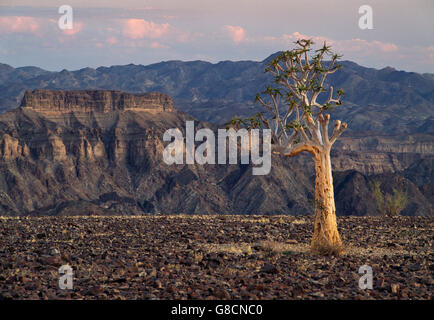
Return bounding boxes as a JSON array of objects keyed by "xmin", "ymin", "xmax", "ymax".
[{"xmin": 310, "ymin": 146, "xmax": 343, "ymax": 255}]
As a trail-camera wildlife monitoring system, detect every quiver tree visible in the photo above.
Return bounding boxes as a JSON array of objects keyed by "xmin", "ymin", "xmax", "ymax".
[{"xmin": 230, "ymin": 39, "xmax": 348, "ymax": 255}]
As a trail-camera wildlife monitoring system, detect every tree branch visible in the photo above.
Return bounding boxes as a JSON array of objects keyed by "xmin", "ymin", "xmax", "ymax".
[
  {"xmin": 304, "ymin": 114, "xmax": 322, "ymax": 145},
  {"xmin": 273, "ymin": 141, "xmax": 319, "ymax": 158},
  {"xmin": 319, "ymin": 114, "xmax": 330, "ymax": 145},
  {"xmin": 329, "ymin": 120, "xmax": 347, "ymax": 144}
]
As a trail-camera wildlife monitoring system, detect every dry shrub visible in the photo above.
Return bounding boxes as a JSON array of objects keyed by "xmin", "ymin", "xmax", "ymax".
[
  {"xmin": 310, "ymin": 242, "xmax": 345, "ymax": 256},
  {"xmin": 240, "ymin": 217, "xmax": 271, "ymax": 224},
  {"xmin": 371, "ymin": 180, "xmax": 408, "ymax": 216},
  {"xmin": 255, "ymin": 240, "xmax": 293, "ymax": 254},
  {"xmin": 204, "ymin": 243, "xmax": 253, "ymax": 255},
  {"xmin": 291, "ymin": 219, "xmax": 307, "ymax": 225}
]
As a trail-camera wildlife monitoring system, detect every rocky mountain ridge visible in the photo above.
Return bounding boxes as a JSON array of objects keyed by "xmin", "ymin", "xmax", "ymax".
[
  {"xmin": 0, "ymin": 89, "xmax": 431, "ymax": 216},
  {"xmin": 0, "ymin": 58, "xmax": 433, "ymax": 135},
  {"xmin": 1, "ymin": 58, "xmax": 432, "ymax": 178}
]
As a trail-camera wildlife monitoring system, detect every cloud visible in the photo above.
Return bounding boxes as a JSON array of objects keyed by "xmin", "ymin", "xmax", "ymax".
[
  {"xmin": 333, "ymin": 38, "xmax": 398, "ymax": 54},
  {"xmin": 261, "ymin": 32, "xmax": 434, "ymax": 72},
  {"xmin": 267, "ymin": 32, "xmax": 400, "ymax": 57},
  {"xmin": 61, "ymin": 21, "xmax": 84, "ymax": 36},
  {"xmin": 224, "ymin": 25, "xmax": 245, "ymax": 43},
  {"xmin": 394, "ymin": 45, "xmax": 434, "ymax": 66},
  {"xmin": 150, "ymin": 41, "xmax": 169, "ymax": 49},
  {"xmin": 375, "ymin": 41, "xmax": 399, "ymax": 53},
  {"xmin": 106, "ymin": 37, "xmax": 118, "ymax": 45},
  {"xmin": 122, "ymin": 19, "xmax": 170, "ymax": 39},
  {"xmin": 176, "ymin": 31, "xmax": 191, "ymax": 43},
  {"xmin": 281, "ymin": 31, "xmax": 330, "ymax": 44},
  {"xmin": 0, "ymin": 16, "xmax": 40, "ymax": 35}
]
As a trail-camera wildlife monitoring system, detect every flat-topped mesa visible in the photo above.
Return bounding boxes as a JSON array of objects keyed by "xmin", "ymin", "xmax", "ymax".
[{"xmin": 20, "ymin": 89, "xmax": 174, "ymax": 113}]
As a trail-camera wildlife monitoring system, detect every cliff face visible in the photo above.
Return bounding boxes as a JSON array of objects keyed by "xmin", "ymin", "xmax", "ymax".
[
  {"xmin": 330, "ymin": 134, "xmax": 433, "ymax": 175},
  {"xmin": 20, "ymin": 89, "xmax": 174, "ymax": 113},
  {"xmin": 0, "ymin": 90, "xmax": 431, "ymax": 217}
]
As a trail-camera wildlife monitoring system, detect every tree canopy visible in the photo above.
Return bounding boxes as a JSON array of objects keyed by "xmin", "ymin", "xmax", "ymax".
[{"xmin": 227, "ymin": 39, "xmax": 347, "ymax": 157}]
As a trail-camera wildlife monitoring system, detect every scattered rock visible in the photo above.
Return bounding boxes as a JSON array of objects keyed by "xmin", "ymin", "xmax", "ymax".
[
  {"xmin": 260, "ymin": 264, "xmax": 280, "ymax": 274},
  {"xmin": 49, "ymin": 248, "xmax": 60, "ymax": 256},
  {"xmin": 213, "ymin": 288, "xmax": 230, "ymax": 299},
  {"xmin": 376, "ymin": 278, "xmax": 385, "ymax": 289},
  {"xmin": 311, "ymin": 292, "xmax": 325, "ymax": 298},
  {"xmin": 154, "ymin": 280, "xmax": 163, "ymax": 289},
  {"xmin": 148, "ymin": 269, "xmax": 157, "ymax": 278},
  {"xmin": 0, "ymin": 216, "xmax": 431, "ymax": 300},
  {"xmin": 391, "ymin": 283, "xmax": 400, "ymax": 295}
]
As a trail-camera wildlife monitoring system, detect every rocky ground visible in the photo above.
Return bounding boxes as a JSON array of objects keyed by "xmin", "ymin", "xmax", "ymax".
[{"xmin": 0, "ymin": 215, "xmax": 432, "ymax": 300}]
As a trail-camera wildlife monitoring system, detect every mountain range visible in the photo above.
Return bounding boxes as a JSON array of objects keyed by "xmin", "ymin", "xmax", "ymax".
[
  {"xmin": 0, "ymin": 55, "xmax": 432, "ymax": 216},
  {"xmin": 0, "ymin": 56, "xmax": 433, "ymax": 134}
]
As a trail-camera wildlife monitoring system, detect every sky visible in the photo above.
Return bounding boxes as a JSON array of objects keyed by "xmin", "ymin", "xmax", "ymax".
[{"xmin": 0, "ymin": 0, "xmax": 433, "ymax": 73}]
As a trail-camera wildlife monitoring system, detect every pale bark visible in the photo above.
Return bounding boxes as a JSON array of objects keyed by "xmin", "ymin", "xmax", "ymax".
[
  {"xmin": 310, "ymin": 146, "xmax": 343, "ymax": 254},
  {"xmin": 275, "ymin": 115, "xmax": 346, "ymax": 255}
]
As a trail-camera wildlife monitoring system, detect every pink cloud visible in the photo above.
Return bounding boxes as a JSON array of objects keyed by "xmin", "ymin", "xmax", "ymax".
[
  {"xmin": 176, "ymin": 31, "xmax": 190, "ymax": 43},
  {"xmin": 106, "ymin": 37, "xmax": 118, "ymax": 45},
  {"xmin": 269, "ymin": 32, "xmax": 400, "ymax": 56},
  {"xmin": 62, "ymin": 21, "xmax": 84, "ymax": 36},
  {"xmin": 0, "ymin": 16, "xmax": 40, "ymax": 35},
  {"xmin": 150, "ymin": 41, "xmax": 169, "ymax": 49},
  {"xmin": 396, "ymin": 45, "xmax": 434, "ymax": 65},
  {"xmin": 174, "ymin": 31, "xmax": 204, "ymax": 43},
  {"xmin": 262, "ymin": 32, "xmax": 434, "ymax": 71},
  {"xmin": 224, "ymin": 25, "xmax": 245, "ymax": 43},
  {"xmin": 372, "ymin": 40, "xmax": 398, "ymax": 52},
  {"xmin": 335, "ymin": 38, "xmax": 398, "ymax": 53},
  {"xmin": 122, "ymin": 19, "xmax": 170, "ymax": 39},
  {"xmin": 281, "ymin": 32, "xmax": 333, "ymax": 45}
]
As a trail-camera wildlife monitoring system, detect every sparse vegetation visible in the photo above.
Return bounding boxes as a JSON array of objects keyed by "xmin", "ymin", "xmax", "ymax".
[
  {"xmin": 204, "ymin": 243, "xmax": 253, "ymax": 256},
  {"xmin": 371, "ymin": 180, "xmax": 408, "ymax": 216},
  {"xmin": 254, "ymin": 240, "xmax": 293, "ymax": 255}
]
